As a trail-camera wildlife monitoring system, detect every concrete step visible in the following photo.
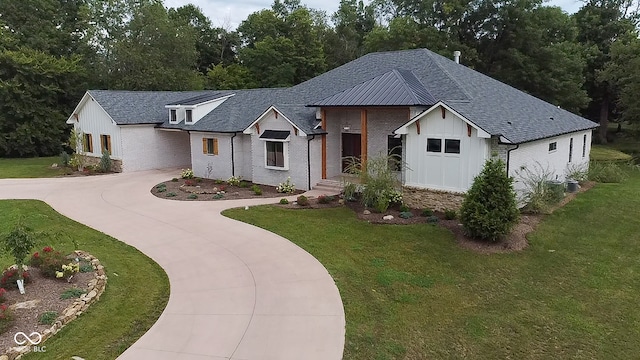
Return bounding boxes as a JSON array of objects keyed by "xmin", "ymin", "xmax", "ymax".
[{"xmin": 313, "ymin": 179, "xmax": 343, "ymax": 194}]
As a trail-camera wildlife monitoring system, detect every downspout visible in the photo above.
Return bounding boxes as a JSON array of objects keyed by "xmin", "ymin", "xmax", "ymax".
[
  {"xmin": 506, "ymin": 144, "xmax": 520, "ymax": 176},
  {"xmin": 230, "ymin": 132, "xmax": 238, "ymax": 176},
  {"xmin": 307, "ymin": 135, "xmax": 316, "ymax": 190}
]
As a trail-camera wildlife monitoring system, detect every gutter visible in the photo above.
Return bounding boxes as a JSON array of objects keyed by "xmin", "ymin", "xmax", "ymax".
[
  {"xmin": 506, "ymin": 144, "xmax": 519, "ymax": 176},
  {"xmin": 307, "ymin": 135, "xmax": 316, "ymax": 190},
  {"xmin": 231, "ymin": 132, "xmax": 238, "ymax": 176}
]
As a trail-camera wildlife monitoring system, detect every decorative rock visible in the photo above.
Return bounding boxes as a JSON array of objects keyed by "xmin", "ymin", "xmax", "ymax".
[
  {"xmin": 382, "ymin": 215, "xmax": 394, "ymax": 220},
  {"xmin": 363, "ymin": 210, "xmax": 371, "ymax": 215},
  {"xmin": 9, "ymin": 300, "xmax": 40, "ymax": 310},
  {"xmin": 338, "ymin": 199, "xmax": 345, "ymax": 205},
  {"xmin": 0, "ymin": 355, "xmax": 7, "ymax": 360},
  {"xmin": 402, "ymin": 186, "xmax": 464, "ymax": 212}
]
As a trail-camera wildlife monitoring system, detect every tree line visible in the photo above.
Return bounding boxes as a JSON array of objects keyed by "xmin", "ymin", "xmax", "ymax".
[{"xmin": 0, "ymin": 0, "xmax": 638, "ymax": 157}]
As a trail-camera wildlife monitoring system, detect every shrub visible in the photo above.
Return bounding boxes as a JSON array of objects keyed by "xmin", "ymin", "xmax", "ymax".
[
  {"xmin": 0, "ymin": 268, "xmax": 31, "ymax": 288},
  {"xmin": 3, "ymin": 220, "xmax": 36, "ymax": 282},
  {"xmin": 157, "ymin": 187, "xmax": 167, "ymax": 193},
  {"xmin": 184, "ymin": 179, "xmax": 196, "ymax": 186},
  {"xmin": 426, "ymin": 216, "xmax": 439, "ymax": 224},
  {"xmin": 346, "ymin": 153, "xmax": 402, "ymax": 213},
  {"xmin": 79, "ymin": 263, "xmax": 93, "ymax": 273},
  {"xmin": 239, "ymin": 181, "xmax": 250, "ymax": 188},
  {"xmin": 212, "ymin": 193, "xmax": 224, "ymax": 200},
  {"xmin": 317, "ymin": 195, "xmax": 332, "ymax": 204},
  {"xmin": 60, "ymin": 288, "xmax": 85, "ymax": 299},
  {"xmin": 187, "ymin": 194, "xmax": 198, "ymax": 200},
  {"xmin": 515, "ymin": 162, "xmax": 565, "ymax": 214},
  {"xmin": 0, "ymin": 288, "xmax": 6, "ymax": 303},
  {"xmin": 251, "ymin": 185, "xmax": 263, "ymax": 195},
  {"xmin": 565, "ymin": 162, "xmax": 589, "ymax": 183},
  {"xmin": 588, "ymin": 161, "xmax": 629, "ymax": 183},
  {"xmin": 399, "ymin": 204, "xmax": 410, "ymax": 212},
  {"xmin": 421, "ymin": 208, "xmax": 433, "ymax": 217},
  {"xmin": 227, "ymin": 176, "xmax": 242, "ymax": 186},
  {"xmin": 276, "ymin": 177, "xmax": 296, "ymax": 193},
  {"xmin": 399, "ymin": 211, "xmax": 413, "ymax": 219},
  {"xmin": 60, "ymin": 151, "xmax": 71, "ymax": 167},
  {"xmin": 342, "ymin": 182, "xmax": 357, "ymax": 201},
  {"xmin": 297, "ymin": 195, "xmax": 309, "ymax": 206},
  {"xmin": 459, "ymin": 158, "xmax": 520, "ymax": 241},
  {"xmin": 171, "ymin": 178, "xmax": 179, "ymax": 182},
  {"xmin": 444, "ymin": 209, "xmax": 457, "ymax": 220},
  {"xmin": 214, "ymin": 179, "xmax": 224, "ymax": 184},
  {"xmin": 0, "ymin": 304, "xmax": 13, "ymax": 334},
  {"xmin": 166, "ymin": 192, "xmax": 177, "ymax": 197},
  {"xmin": 279, "ymin": 198, "xmax": 289, "ymax": 205},
  {"xmin": 55, "ymin": 262, "xmax": 79, "ymax": 281},
  {"xmin": 39, "ymin": 311, "xmax": 58, "ymax": 325},
  {"xmin": 196, "ymin": 178, "xmax": 203, "ymax": 183},
  {"xmin": 31, "ymin": 247, "xmax": 68, "ymax": 278},
  {"xmin": 99, "ymin": 150, "xmax": 112, "ymax": 172},
  {"xmin": 155, "ymin": 183, "xmax": 166, "ymax": 190},
  {"xmin": 180, "ymin": 168, "xmax": 195, "ymax": 179}
]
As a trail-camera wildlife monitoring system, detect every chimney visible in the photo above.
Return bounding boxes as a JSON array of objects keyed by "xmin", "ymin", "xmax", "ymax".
[{"xmin": 453, "ymin": 51, "xmax": 461, "ymax": 64}]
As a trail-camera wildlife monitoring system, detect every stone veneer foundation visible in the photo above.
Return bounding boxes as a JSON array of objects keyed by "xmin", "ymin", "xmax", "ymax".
[
  {"xmin": 1, "ymin": 251, "xmax": 107, "ymax": 360},
  {"xmin": 402, "ymin": 186, "xmax": 465, "ymax": 212}
]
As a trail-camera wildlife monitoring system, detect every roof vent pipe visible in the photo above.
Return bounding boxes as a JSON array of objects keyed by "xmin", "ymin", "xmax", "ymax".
[{"xmin": 453, "ymin": 51, "xmax": 461, "ymax": 64}]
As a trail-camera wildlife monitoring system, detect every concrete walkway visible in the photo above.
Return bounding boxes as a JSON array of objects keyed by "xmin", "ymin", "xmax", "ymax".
[{"xmin": 0, "ymin": 170, "xmax": 345, "ymax": 360}]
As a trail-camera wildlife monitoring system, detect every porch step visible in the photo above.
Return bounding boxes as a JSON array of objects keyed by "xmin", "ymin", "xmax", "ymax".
[{"xmin": 313, "ymin": 179, "xmax": 343, "ymax": 194}]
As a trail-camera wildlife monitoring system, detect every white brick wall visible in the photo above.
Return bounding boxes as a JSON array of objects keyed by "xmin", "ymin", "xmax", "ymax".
[
  {"xmin": 120, "ymin": 126, "xmax": 191, "ymax": 172},
  {"xmin": 509, "ymin": 130, "xmax": 592, "ymax": 192},
  {"xmin": 190, "ymin": 132, "xmax": 233, "ymax": 179},
  {"xmin": 367, "ymin": 109, "xmax": 409, "ymax": 158}
]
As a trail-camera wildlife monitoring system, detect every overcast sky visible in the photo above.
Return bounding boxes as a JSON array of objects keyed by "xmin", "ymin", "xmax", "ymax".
[{"xmin": 163, "ymin": 0, "xmax": 585, "ymax": 29}]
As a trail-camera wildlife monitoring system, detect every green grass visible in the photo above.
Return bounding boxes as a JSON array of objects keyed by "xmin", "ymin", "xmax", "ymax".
[
  {"xmin": 0, "ymin": 200, "xmax": 169, "ymax": 360},
  {"xmin": 591, "ymin": 145, "xmax": 633, "ymax": 161},
  {"xmin": 224, "ymin": 171, "xmax": 640, "ymax": 359},
  {"xmin": 0, "ymin": 157, "xmax": 66, "ymax": 178}
]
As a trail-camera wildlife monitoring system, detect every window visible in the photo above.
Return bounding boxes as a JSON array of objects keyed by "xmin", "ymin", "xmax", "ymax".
[
  {"xmin": 548, "ymin": 142, "xmax": 557, "ymax": 152},
  {"xmin": 582, "ymin": 134, "xmax": 587, "ymax": 158},
  {"xmin": 100, "ymin": 134, "xmax": 111, "ymax": 155},
  {"xmin": 185, "ymin": 109, "xmax": 193, "ymax": 123},
  {"xmin": 388, "ymin": 135, "xmax": 402, "ymax": 171},
  {"xmin": 427, "ymin": 138, "xmax": 442, "ymax": 152},
  {"xmin": 202, "ymin": 137, "xmax": 218, "ymax": 155},
  {"xmin": 445, "ymin": 139, "xmax": 461, "ymax": 154},
  {"xmin": 266, "ymin": 141, "xmax": 285, "ymax": 168},
  {"xmin": 569, "ymin": 137, "xmax": 573, "ymax": 162},
  {"xmin": 83, "ymin": 133, "xmax": 93, "ymax": 153},
  {"xmin": 170, "ymin": 109, "xmax": 177, "ymax": 122}
]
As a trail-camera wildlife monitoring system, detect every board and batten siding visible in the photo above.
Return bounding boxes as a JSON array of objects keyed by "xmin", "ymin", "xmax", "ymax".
[
  {"xmin": 75, "ymin": 96, "xmax": 122, "ymax": 159},
  {"xmin": 120, "ymin": 126, "xmax": 191, "ymax": 172},
  {"xmin": 508, "ymin": 130, "xmax": 592, "ymax": 191},
  {"xmin": 403, "ymin": 108, "xmax": 490, "ymax": 192}
]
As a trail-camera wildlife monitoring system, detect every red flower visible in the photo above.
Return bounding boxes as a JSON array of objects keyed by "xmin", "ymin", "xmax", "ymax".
[
  {"xmin": 43, "ymin": 246, "xmax": 53, "ymax": 253},
  {"xmin": 33, "ymin": 252, "xmax": 39, "ymax": 258}
]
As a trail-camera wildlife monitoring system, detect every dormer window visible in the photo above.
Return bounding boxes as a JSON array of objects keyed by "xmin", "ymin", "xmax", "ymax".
[
  {"xmin": 185, "ymin": 109, "xmax": 193, "ymax": 123},
  {"xmin": 170, "ymin": 109, "xmax": 177, "ymax": 123}
]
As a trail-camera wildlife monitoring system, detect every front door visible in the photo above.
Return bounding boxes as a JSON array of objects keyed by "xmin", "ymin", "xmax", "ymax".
[{"xmin": 342, "ymin": 133, "xmax": 361, "ymax": 173}]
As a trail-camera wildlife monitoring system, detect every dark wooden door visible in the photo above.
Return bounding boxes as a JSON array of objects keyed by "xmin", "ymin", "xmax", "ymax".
[{"xmin": 342, "ymin": 133, "xmax": 361, "ymax": 173}]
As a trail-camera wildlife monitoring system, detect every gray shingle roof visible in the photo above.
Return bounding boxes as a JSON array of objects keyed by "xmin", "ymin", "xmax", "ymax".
[
  {"xmin": 166, "ymin": 92, "xmax": 233, "ymax": 106},
  {"xmin": 310, "ymin": 69, "xmax": 436, "ymax": 107},
  {"xmin": 87, "ymin": 48, "xmax": 597, "ymax": 143},
  {"xmin": 88, "ymin": 90, "xmax": 223, "ymax": 125}
]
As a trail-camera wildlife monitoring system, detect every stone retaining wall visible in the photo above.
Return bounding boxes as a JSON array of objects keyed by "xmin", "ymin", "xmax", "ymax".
[
  {"xmin": 2, "ymin": 251, "xmax": 107, "ymax": 360},
  {"xmin": 403, "ymin": 186, "xmax": 465, "ymax": 212},
  {"xmin": 82, "ymin": 155, "xmax": 122, "ymax": 173}
]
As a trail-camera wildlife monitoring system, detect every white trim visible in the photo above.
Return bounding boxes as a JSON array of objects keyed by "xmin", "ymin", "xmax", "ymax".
[
  {"xmin": 394, "ymin": 101, "xmax": 491, "ymax": 138},
  {"xmin": 264, "ymin": 140, "xmax": 289, "ymax": 170},
  {"xmin": 242, "ymin": 106, "xmax": 307, "ymax": 136},
  {"xmin": 156, "ymin": 128, "xmax": 183, "ymax": 132}
]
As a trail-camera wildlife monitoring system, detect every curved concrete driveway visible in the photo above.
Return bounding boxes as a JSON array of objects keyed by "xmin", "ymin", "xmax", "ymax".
[{"xmin": 0, "ymin": 170, "xmax": 345, "ymax": 360}]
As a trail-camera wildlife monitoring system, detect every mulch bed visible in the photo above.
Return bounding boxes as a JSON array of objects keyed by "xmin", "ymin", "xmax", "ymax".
[
  {"xmin": 151, "ymin": 178, "xmax": 303, "ymax": 201},
  {"xmin": 0, "ymin": 269, "xmax": 93, "ymax": 353},
  {"xmin": 306, "ymin": 182, "xmax": 597, "ymax": 254}
]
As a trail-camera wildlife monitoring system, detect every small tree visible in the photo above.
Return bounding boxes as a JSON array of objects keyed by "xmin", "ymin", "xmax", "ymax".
[
  {"xmin": 68, "ymin": 128, "xmax": 86, "ymax": 171},
  {"xmin": 3, "ymin": 221, "xmax": 36, "ymax": 282},
  {"xmin": 99, "ymin": 150, "xmax": 112, "ymax": 172},
  {"xmin": 459, "ymin": 158, "xmax": 520, "ymax": 241}
]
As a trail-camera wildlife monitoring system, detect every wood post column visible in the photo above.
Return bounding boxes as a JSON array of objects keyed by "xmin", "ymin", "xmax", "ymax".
[
  {"xmin": 321, "ymin": 109, "xmax": 327, "ymax": 179},
  {"xmin": 361, "ymin": 109, "xmax": 368, "ymax": 170}
]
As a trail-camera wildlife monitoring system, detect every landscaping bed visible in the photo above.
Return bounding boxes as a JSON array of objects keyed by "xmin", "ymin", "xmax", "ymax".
[{"xmin": 151, "ymin": 177, "xmax": 303, "ymax": 201}]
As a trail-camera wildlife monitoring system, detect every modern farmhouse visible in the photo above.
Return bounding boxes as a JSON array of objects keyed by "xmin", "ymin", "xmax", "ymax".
[{"xmin": 67, "ymin": 48, "xmax": 598, "ymax": 192}]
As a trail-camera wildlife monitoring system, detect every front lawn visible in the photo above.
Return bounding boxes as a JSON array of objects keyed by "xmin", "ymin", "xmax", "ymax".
[
  {"xmin": 224, "ymin": 171, "xmax": 640, "ymax": 359},
  {"xmin": 0, "ymin": 157, "xmax": 65, "ymax": 178},
  {"xmin": 0, "ymin": 200, "xmax": 169, "ymax": 359}
]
